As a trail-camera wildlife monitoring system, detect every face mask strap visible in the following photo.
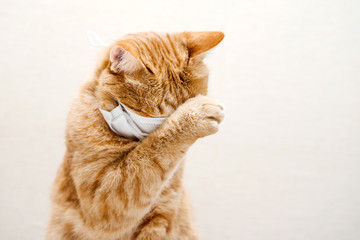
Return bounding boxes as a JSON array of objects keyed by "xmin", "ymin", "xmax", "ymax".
[{"xmin": 87, "ymin": 30, "xmax": 109, "ymax": 47}]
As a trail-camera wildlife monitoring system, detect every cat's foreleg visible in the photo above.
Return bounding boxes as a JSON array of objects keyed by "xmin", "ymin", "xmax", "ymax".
[{"xmin": 72, "ymin": 95, "xmax": 223, "ymax": 236}]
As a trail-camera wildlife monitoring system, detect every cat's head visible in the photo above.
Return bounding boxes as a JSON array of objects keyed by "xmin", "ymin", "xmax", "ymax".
[{"xmin": 95, "ymin": 31, "xmax": 224, "ymax": 117}]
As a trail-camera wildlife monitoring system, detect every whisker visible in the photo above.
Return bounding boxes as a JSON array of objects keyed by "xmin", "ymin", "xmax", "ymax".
[
  {"xmin": 105, "ymin": 89, "xmax": 160, "ymax": 114},
  {"xmin": 116, "ymin": 94, "xmax": 161, "ymax": 114},
  {"xmin": 119, "ymin": 94, "xmax": 157, "ymax": 108},
  {"xmin": 131, "ymin": 106, "xmax": 159, "ymax": 111},
  {"xmin": 124, "ymin": 82, "xmax": 158, "ymax": 103}
]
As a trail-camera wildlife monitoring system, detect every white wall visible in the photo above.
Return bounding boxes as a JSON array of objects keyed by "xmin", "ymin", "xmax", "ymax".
[{"xmin": 1, "ymin": 0, "xmax": 359, "ymax": 239}]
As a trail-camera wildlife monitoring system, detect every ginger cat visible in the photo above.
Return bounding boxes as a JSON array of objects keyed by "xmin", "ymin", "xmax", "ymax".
[{"xmin": 46, "ymin": 31, "xmax": 225, "ymax": 240}]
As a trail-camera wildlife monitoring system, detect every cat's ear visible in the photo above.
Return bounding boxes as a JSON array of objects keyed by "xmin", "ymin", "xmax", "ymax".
[
  {"xmin": 181, "ymin": 31, "xmax": 225, "ymax": 58},
  {"xmin": 109, "ymin": 46, "xmax": 142, "ymax": 73}
]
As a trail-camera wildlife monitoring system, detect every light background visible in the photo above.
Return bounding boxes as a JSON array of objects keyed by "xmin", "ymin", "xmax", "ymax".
[{"xmin": 1, "ymin": 0, "xmax": 359, "ymax": 239}]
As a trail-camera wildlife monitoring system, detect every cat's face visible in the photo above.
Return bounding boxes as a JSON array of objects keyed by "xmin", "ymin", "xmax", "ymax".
[{"xmin": 96, "ymin": 32, "xmax": 224, "ymax": 117}]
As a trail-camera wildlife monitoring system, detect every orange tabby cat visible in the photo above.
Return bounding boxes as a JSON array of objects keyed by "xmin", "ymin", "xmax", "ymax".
[{"xmin": 46, "ymin": 31, "xmax": 224, "ymax": 240}]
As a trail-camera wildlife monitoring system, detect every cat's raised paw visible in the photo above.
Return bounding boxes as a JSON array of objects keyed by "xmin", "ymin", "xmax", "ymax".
[{"xmin": 175, "ymin": 95, "xmax": 225, "ymax": 139}]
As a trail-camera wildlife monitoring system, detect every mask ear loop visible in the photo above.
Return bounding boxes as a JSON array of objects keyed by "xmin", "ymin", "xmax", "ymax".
[{"xmin": 87, "ymin": 30, "xmax": 109, "ymax": 47}]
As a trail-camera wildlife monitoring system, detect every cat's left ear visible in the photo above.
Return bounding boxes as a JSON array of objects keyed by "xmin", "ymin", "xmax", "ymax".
[
  {"xmin": 109, "ymin": 46, "xmax": 142, "ymax": 73},
  {"xmin": 180, "ymin": 31, "xmax": 225, "ymax": 58}
]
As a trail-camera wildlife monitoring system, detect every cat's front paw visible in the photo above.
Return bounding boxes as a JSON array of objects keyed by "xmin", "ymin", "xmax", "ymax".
[{"xmin": 174, "ymin": 95, "xmax": 224, "ymax": 140}]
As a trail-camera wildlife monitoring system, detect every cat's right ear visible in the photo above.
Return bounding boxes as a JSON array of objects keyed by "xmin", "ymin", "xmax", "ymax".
[
  {"xmin": 180, "ymin": 31, "xmax": 225, "ymax": 58},
  {"xmin": 109, "ymin": 46, "xmax": 142, "ymax": 73}
]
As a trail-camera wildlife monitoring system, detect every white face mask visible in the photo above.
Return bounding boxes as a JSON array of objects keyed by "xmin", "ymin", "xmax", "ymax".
[{"xmin": 99, "ymin": 102, "xmax": 166, "ymax": 140}]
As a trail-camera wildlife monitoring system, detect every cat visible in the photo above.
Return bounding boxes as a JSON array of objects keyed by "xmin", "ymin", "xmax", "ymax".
[{"xmin": 46, "ymin": 31, "xmax": 224, "ymax": 240}]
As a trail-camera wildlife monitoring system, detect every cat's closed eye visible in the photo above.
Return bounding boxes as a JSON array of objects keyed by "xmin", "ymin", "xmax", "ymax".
[{"xmin": 143, "ymin": 64, "xmax": 154, "ymax": 75}]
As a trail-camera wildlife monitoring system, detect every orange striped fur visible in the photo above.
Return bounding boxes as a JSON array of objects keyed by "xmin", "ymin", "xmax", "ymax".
[{"xmin": 46, "ymin": 31, "xmax": 224, "ymax": 240}]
